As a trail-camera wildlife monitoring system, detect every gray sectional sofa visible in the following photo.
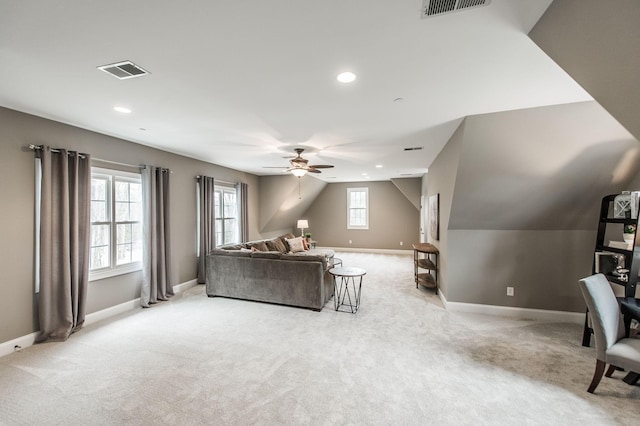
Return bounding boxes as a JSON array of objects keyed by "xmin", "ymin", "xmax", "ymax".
[{"xmin": 205, "ymin": 234, "xmax": 336, "ymax": 311}]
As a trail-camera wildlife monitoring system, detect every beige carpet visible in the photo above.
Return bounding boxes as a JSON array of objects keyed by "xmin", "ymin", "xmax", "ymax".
[{"xmin": 0, "ymin": 252, "xmax": 638, "ymax": 425}]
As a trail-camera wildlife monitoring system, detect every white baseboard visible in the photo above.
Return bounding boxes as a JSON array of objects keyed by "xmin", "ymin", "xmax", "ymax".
[
  {"xmin": 0, "ymin": 332, "xmax": 39, "ymax": 358},
  {"xmin": 173, "ymin": 279, "xmax": 199, "ymax": 294},
  {"xmin": 439, "ymin": 292, "xmax": 584, "ymax": 324},
  {"xmin": 0, "ymin": 278, "xmax": 199, "ymax": 359},
  {"xmin": 325, "ymin": 247, "xmax": 413, "ymax": 255}
]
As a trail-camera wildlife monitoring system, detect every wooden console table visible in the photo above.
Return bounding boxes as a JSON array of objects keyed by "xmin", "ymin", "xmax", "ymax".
[{"xmin": 413, "ymin": 243, "xmax": 439, "ymax": 294}]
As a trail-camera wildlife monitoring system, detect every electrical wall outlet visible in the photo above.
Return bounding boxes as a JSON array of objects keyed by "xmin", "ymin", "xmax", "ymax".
[
  {"xmin": 506, "ymin": 286, "xmax": 514, "ymax": 296},
  {"xmin": 400, "ymin": 241, "xmax": 403, "ymax": 246},
  {"xmin": 349, "ymin": 240, "xmax": 352, "ymax": 244}
]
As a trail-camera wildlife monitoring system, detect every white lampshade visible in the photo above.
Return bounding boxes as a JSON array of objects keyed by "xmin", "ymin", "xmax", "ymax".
[
  {"xmin": 297, "ymin": 220, "xmax": 309, "ymax": 229},
  {"xmin": 291, "ymin": 168, "xmax": 307, "ymax": 177}
]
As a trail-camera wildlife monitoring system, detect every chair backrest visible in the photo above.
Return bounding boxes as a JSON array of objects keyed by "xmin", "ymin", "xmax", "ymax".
[{"xmin": 578, "ymin": 274, "xmax": 625, "ymax": 360}]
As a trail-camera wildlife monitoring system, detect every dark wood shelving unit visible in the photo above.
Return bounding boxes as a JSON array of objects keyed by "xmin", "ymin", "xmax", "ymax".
[
  {"xmin": 413, "ymin": 243, "xmax": 439, "ymax": 294},
  {"xmin": 582, "ymin": 193, "xmax": 640, "ymax": 346}
]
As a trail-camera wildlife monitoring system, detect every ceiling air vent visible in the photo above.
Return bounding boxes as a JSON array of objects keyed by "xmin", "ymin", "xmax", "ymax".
[
  {"xmin": 97, "ymin": 60, "xmax": 149, "ymax": 80},
  {"xmin": 421, "ymin": 0, "xmax": 490, "ymax": 19},
  {"xmin": 404, "ymin": 147, "xmax": 423, "ymax": 151}
]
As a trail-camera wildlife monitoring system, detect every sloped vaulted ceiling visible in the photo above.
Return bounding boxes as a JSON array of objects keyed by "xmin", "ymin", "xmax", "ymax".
[
  {"xmin": 448, "ymin": 101, "xmax": 640, "ymax": 231},
  {"xmin": 530, "ymin": 0, "xmax": 640, "ymax": 143}
]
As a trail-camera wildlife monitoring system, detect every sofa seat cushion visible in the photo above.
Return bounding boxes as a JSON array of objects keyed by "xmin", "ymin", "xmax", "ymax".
[{"xmin": 283, "ymin": 248, "xmax": 335, "ymax": 270}]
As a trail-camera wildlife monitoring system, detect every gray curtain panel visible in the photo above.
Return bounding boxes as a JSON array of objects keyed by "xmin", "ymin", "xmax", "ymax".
[
  {"xmin": 197, "ymin": 176, "xmax": 216, "ymax": 284},
  {"xmin": 141, "ymin": 166, "xmax": 174, "ymax": 307},
  {"xmin": 36, "ymin": 147, "xmax": 91, "ymax": 342},
  {"xmin": 238, "ymin": 182, "xmax": 249, "ymax": 243}
]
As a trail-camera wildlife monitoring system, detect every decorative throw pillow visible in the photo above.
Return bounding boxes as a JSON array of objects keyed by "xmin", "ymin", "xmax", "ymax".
[
  {"xmin": 248, "ymin": 241, "xmax": 268, "ymax": 251},
  {"xmin": 285, "ymin": 236, "xmax": 305, "ymax": 253},
  {"xmin": 302, "ymin": 238, "xmax": 308, "ymax": 250}
]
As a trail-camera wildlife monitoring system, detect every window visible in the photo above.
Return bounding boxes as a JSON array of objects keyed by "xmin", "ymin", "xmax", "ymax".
[
  {"xmin": 347, "ymin": 187, "xmax": 369, "ymax": 229},
  {"xmin": 215, "ymin": 186, "xmax": 239, "ymax": 246},
  {"xmin": 90, "ymin": 168, "xmax": 143, "ymax": 280}
]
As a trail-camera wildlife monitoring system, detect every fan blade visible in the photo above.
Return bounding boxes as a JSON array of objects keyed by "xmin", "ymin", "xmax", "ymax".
[
  {"xmin": 307, "ymin": 168, "xmax": 321, "ymax": 173},
  {"xmin": 308, "ymin": 164, "xmax": 334, "ymax": 169}
]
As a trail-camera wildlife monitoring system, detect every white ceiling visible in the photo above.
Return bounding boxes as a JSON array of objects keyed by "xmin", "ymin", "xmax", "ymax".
[{"xmin": 0, "ymin": 0, "xmax": 592, "ymax": 182}]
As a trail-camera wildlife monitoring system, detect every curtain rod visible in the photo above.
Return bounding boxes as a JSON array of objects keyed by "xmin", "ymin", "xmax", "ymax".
[
  {"xmin": 196, "ymin": 175, "xmax": 236, "ymax": 186},
  {"xmin": 28, "ymin": 144, "xmax": 88, "ymax": 159},
  {"xmin": 29, "ymin": 145, "xmax": 171, "ymax": 173}
]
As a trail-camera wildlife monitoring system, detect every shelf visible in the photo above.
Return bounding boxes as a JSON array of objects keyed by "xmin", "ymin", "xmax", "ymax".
[
  {"xmin": 596, "ymin": 245, "xmax": 632, "ymax": 255},
  {"xmin": 412, "ymin": 243, "xmax": 439, "ymax": 254},
  {"xmin": 416, "ymin": 273, "xmax": 436, "ymax": 288},
  {"xmin": 416, "ymin": 258, "xmax": 436, "ymax": 270},
  {"xmin": 584, "ymin": 193, "xmax": 640, "ymax": 348},
  {"xmin": 413, "ymin": 244, "xmax": 438, "ymax": 294},
  {"xmin": 600, "ymin": 218, "xmax": 635, "ymax": 224}
]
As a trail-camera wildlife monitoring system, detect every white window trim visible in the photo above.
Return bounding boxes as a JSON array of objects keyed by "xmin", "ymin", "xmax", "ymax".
[
  {"xmin": 89, "ymin": 167, "xmax": 143, "ymax": 282},
  {"xmin": 347, "ymin": 187, "xmax": 369, "ymax": 230},
  {"xmin": 215, "ymin": 184, "xmax": 240, "ymax": 247}
]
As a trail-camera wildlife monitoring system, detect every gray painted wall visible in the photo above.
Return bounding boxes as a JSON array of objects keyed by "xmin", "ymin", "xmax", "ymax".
[
  {"xmin": 428, "ymin": 101, "xmax": 639, "ymax": 311},
  {"xmin": 0, "ymin": 107, "xmax": 260, "ymax": 343},
  {"xmin": 302, "ymin": 181, "xmax": 420, "ymax": 250},
  {"xmin": 425, "ymin": 121, "xmax": 465, "ymax": 299},
  {"xmin": 530, "ymin": 0, "xmax": 640, "ymax": 142}
]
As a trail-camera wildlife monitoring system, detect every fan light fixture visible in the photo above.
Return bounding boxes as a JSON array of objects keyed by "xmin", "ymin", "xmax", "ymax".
[
  {"xmin": 297, "ymin": 220, "xmax": 309, "ymax": 237},
  {"xmin": 291, "ymin": 168, "xmax": 307, "ymax": 177}
]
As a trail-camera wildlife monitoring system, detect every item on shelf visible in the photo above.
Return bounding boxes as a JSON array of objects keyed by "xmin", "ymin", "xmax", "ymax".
[
  {"xmin": 623, "ymin": 224, "xmax": 636, "ymax": 244},
  {"xmin": 632, "ymin": 191, "xmax": 640, "ymax": 219},
  {"xmin": 595, "ymin": 251, "xmax": 625, "ymax": 275},
  {"xmin": 608, "ymin": 240, "xmax": 632, "ymax": 250},
  {"xmin": 614, "ymin": 191, "xmax": 632, "ymax": 218}
]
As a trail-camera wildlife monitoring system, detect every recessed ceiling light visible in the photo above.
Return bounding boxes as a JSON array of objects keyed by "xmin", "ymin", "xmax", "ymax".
[
  {"xmin": 113, "ymin": 106, "xmax": 132, "ymax": 114},
  {"xmin": 337, "ymin": 71, "xmax": 356, "ymax": 83},
  {"xmin": 375, "ymin": 164, "xmax": 383, "ymax": 168}
]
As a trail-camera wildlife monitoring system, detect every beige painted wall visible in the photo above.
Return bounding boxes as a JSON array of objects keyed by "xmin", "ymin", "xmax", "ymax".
[
  {"xmin": 0, "ymin": 107, "xmax": 260, "ymax": 343},
  {"xmin": 530, "ymin": 0, "xmax": 640, "ymax": 142},
  {"xmin": 302, "ymin": 181, "xmax": 420, "ymax": 250}
]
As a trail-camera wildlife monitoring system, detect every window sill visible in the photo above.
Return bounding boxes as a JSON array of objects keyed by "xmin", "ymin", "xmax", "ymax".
[{"xmin": 89, "ymin": 263, "xmax": 142, "ymax": 282}]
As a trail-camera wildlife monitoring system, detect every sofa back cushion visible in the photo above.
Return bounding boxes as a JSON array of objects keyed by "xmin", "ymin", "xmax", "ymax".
[
  {"xmin": 246, "ymin": 241, "xmax": 269, "ymax": 251},
  {"xmin": 211, "ymin": 248, "xmax": 252, "ymax": 257},
  {"xmin": 266, "ymin": 238, "xmax": 287, "ymax": 253},
  {"xmin": 220, "ymin": 244, "xmax": 244, "ymax": 250}
]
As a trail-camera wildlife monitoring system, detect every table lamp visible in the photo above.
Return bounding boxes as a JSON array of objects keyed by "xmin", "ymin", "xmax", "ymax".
[{"xmin": 297, "ymin": 219, "xmax": 308, "ymax": 237}]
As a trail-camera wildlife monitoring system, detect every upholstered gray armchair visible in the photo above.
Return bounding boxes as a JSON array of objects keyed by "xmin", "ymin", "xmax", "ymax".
[{"xmin": 578, "ymin": 274, "xmax": 640, "ymax": 393}]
